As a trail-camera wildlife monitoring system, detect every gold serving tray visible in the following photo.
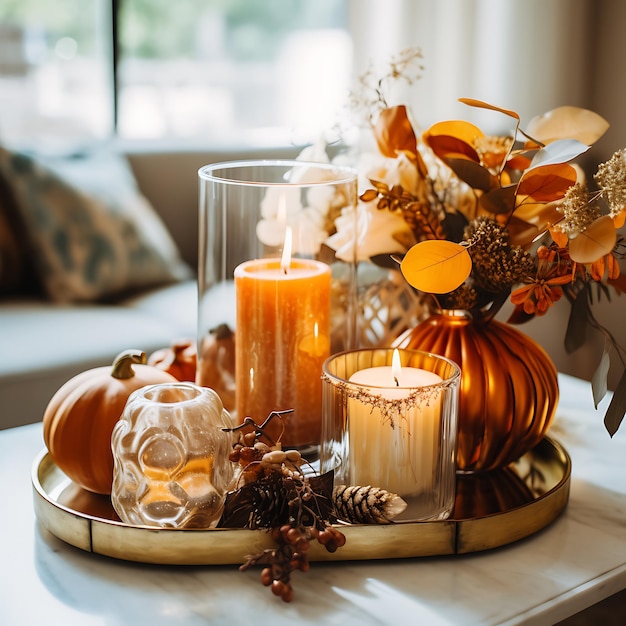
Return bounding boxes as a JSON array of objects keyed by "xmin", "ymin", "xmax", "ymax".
[{"xmin": 32, "ymin": 437, "xmax": 571, "ymax": 565}]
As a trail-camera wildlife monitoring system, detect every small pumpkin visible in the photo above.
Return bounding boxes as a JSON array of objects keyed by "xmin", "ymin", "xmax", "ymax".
[
  {"xmin": 196, "ymin": 324, "xmax": 236, "ymax": 412},
  {"xmin": 43, "ymin": 349, "xmax": 176, "ymax": 495},
  {"xmin": 148, "ymin": 339, "xmax": 197, "ymax": 382}
]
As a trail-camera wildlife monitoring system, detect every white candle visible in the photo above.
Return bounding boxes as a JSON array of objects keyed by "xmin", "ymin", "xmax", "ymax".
[{"xmin": 347, "ymin": 350, "xmax": 443, "ymax": 497}]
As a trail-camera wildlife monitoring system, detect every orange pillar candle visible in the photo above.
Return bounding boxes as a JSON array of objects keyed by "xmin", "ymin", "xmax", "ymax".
[{"xmin": 234, "ymin": 257, "xmax": 331, "ymax": 447}]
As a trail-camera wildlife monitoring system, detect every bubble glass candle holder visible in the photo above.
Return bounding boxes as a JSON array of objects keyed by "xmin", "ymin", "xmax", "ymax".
[{"xmin": 111, "ymin": 382, "xmax": 235, "ymax": 529}]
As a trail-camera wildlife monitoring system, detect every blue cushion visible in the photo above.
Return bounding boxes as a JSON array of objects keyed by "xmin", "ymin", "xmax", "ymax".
[{"xmin": 0, "ymin": 147, "xmax": 192, "ymax": 302}]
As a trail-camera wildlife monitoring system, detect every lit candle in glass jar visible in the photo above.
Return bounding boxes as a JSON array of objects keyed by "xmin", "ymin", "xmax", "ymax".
[{"xmin": 347, "ymin": 349, "xmax": 443, "ymax": 496}]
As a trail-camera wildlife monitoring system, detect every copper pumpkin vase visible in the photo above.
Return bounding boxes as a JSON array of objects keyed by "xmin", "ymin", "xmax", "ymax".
[{"xmin": 393, "ymin": 310, "xmax": 559, "ymax": 472}]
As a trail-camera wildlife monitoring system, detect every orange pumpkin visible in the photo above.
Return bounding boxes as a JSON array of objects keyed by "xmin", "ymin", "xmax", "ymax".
[
  {"xmin": 148, "ymin": 339, "xmax": 197, "ymax": 382},
  {"xmin": 43, "ymin": 349, "xmax": 176, "ymax": 495},
  {"xmin": 196, "ymin": 324, "xmax": 236, "ymax": 412}
]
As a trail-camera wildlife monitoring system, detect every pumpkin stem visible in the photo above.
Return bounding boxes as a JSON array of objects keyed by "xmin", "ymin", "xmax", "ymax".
[
  {"xmin": 111, "ymin": 349, "xmax": 147, "ymax": 380},
  {"xmin": 210, "ymin": 323, "xmax": 234, "ymax": 341}
]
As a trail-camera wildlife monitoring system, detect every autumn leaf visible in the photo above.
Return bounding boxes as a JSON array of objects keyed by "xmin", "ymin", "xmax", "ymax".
[
  {"xmin": 604, "ymin": 368, "xmax": 626, "ymax": 437},
  {"xmin": 549, "ymin": 227, "xmax": 569, "ymax": 248},
  {"xmin": 516, "ymin": 163, "xmax": 577, "ymax": 203},
  {"xmin": 423, "ymin": 120, "xmax": 483, "ymax": 163},
  {"xmin": 458, "ymin": 98, "xmax": 520, "ymax": 120},
  {"xmin": 507, "ymin": 215, "xmax": 541, "ymax": 247},
  {"xmin": 445, "ymin": 157, "xmax": 496, "ymax": 192},
  {"xmin": 528, "ymin": 139, "xmax": 590, "ymax": 169},
  {"xmin": 591, "ymin": 343, "xmax": 611, "ymax": 409},
  {"xmin": 507, "ymin": 152, "xmax": 533, "ymax": 171},
  {"xmin": 374, "ymin": 105, "xmax": 417, "ymax": 159},
  {"xmin": 479, "ymin": 185, "xmax": 517, "ymax": 215},
  {"xmin": 360, "ymin": 188, "xmax": 379, "ymax": 203},
  {"xmin": 400, "ymin": 240, "xmax": 472, "ymax": 294},
  {"xmin": 525, "ymin": 106, "xmax": 610, "ymax": 146},
  {"xmin": 423, "ymin": 135, "xmax": 480, "ymax": 164},
  {"xmin": 514, "ymin": 200, "xmax": 563, "ymax": 236},
  {"xmin": 564, "ymin": 287, "xmax": 590, "ymax": 354},
  {"xmin": 568, "ymin": 215, "xmax": 617, "ymax": 264}
]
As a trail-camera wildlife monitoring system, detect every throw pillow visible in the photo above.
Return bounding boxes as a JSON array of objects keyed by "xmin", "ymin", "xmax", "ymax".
[
  {"xmin": 0, "ymin": 169, "xmax": 40, "ymax": 296},
  {"xmin": 0, "ymin": 147, "xmax": 192, "ymax": 303}
]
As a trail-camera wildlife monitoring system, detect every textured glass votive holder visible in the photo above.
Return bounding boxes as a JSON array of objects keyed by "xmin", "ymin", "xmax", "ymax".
[
  {"xmin": 111, "ymin": 382, "xmax": 235, "ymax": 529},
  {"xmin": 321, "ymin": 348, "xmax": 460, "ymax": 521}
]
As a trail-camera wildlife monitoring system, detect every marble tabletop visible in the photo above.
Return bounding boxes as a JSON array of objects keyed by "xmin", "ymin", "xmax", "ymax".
[{"xmin": 1, "ymin": 373, "xmax": 625, "ymax": 626}]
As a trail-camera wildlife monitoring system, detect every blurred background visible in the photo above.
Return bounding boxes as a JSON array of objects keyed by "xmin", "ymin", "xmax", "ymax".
[
  {"xmin": 1, "ymin": 0, "xmax": 625, "ymax": 162},
  {"xmin": 1, "ymin": 0, "xmax": 624, "ymax": 390}
]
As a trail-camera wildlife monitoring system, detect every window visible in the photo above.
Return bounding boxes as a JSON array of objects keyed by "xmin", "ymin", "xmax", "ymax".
[
  {"xmin": 0, "ymin": 0, "xmax": 113, "ymax": 149},
  {"xmin": 0, "ymin": 0, "xmax": 351, "ymax": 149}
]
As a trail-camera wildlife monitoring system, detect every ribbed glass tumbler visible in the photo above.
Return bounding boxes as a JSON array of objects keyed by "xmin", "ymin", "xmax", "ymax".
[{"xmin": 321, "ymin": 348, "xmax": 460, "ymax": 521}]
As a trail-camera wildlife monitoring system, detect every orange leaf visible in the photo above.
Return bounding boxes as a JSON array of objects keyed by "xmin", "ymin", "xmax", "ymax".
[
  {"xmin": 507, "ymin": 216, "xmax": 540, "ymax": 247},
  {"xmin": 568, "ymin": 215, "xmax": 617, "ymax": 264},
  {"xmin": 446, "ymin": 158, "xmax": 496, "ymax": 191},
  {"xmin": 507, "ymin": 153, "xmax": 533, "ymax": 170},
  {"xmin": 424, "ymin": 120, "xmax": 484, "ymax": 147},
  {"xmin": 425, "ymin": 135, "xmax": 480, "ymax": 164},
  {"xmin": 458, "ymin": 98, "xmax": 520, "ymax": 120},
  {"xmin": 614, "ymin": 211, "xmax": 626, "ymax": 229},
  {"xmin": 360, "ymin": 188, "xmax": 379, "ymax": 203},
  {"xmin": 550, "ymin": 227, "xmax": 569, "ymax": 248},
  {"xmin": 514, "ymin": 200, "xmax": 563, "ymax": 234},
  {"xmin": 479, "ymin": 185, "xmax": 516, "ymax": 215},
  {"xmin": 400, "ymin": 240, "xmax": 472, "ymax": 294},
  {"xmin": 374, "ymin": 105, "xmax": 417, "ymax": 159},
  {"xmin": 516, "ymin": 163, "xmax": 577, "ymax": 202}
]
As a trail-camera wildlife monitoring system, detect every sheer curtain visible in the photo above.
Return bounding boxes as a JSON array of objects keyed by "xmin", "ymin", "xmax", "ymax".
[
  {"xmin": 349, "ymin": 0, "xmax": 624, "ymax": 159},
  {"xmin": 348, "ymin": 0, "xmax": 625, "ymax": 387}
]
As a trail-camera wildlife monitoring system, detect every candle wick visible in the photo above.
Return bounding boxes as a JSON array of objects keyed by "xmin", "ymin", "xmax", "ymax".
[{"xmin": 394, "ymin": 376, "xmax": 399, "ymax": 387}]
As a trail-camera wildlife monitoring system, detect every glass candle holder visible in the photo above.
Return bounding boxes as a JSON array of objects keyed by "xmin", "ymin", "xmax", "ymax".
[
  {"xmin": 321, "ymin": 348, "xmax": 460, "ymax": 521},
  {"xmin": 111, "ymin": 382, "xmax": 235, "ymax": 529},
  {"xmin": 197, "ymin": 159, "xmax": 358, "ymax": 448}
]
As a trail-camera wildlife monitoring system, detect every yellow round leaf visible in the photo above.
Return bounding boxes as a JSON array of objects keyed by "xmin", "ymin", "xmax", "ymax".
[
  {"xmin": 401, "ymin": 240, "xmax": 472, "ymax": 294},
  {"xmin": 568, "ymin": 215, "xmax": 617, "ymax": 264}
]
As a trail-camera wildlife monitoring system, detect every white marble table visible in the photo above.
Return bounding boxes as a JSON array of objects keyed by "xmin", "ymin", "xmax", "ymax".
[{"xmin": 1, "ymin": 373, "xmax": 625, "ymax": 625}]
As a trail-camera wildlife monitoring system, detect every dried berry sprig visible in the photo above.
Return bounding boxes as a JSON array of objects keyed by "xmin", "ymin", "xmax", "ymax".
[
  {"xmin": 239, "ymin": 522, "xmax": 346, "ymax": 603},
  {"xmin": 217, "ymin": 411, "xmax": 346, "ymax": 602}
]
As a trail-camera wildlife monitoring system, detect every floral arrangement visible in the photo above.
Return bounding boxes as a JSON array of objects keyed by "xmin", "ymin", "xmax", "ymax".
[{"xmin": 322, "ymin": 48, "xmax": 626, "ymax": 436}]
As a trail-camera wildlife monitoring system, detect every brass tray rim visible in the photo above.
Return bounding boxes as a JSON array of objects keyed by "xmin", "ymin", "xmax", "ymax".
[{"xmin": 31, "ymin": 436, "xmax": 571, "ymax": 564}]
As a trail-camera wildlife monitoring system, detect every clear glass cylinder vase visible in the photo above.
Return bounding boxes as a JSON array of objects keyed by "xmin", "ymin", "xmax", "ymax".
[
  {"xmin": 320, "ymin": 348, "xmax": 460, "ymax": 521},
  {"xmin": 196, "ymin": 159, "xmax": 358, "ymax": 448}
]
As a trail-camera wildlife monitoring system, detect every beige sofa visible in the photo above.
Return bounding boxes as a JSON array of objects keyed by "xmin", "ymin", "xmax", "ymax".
[{"xmin": 0, "ymin": 143, "xmax": 300, "ymax": 429}]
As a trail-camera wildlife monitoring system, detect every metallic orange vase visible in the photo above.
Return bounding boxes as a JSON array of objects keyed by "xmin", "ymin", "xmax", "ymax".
[{"xmin": 393, "ymin": 310, "xmax": 559, "ymax": 472}]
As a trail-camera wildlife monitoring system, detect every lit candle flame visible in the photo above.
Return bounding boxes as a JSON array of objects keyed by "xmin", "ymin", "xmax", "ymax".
[
  {"xmin": 392, "ymin": 348, "xmax": 401, "ymax": 387},
  {"xmin": 280, "ymin": 226, "xmax": 293, "ymax": 275}
]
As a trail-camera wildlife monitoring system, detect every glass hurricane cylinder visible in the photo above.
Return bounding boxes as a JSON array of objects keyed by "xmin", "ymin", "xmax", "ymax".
[
  {"xmin": 321, "ymin": 348, "xmax": 460, "ymax": 521},
  {"xmin": 196, "ymin": 160, "xmax": 357, "ymax": 448}
]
